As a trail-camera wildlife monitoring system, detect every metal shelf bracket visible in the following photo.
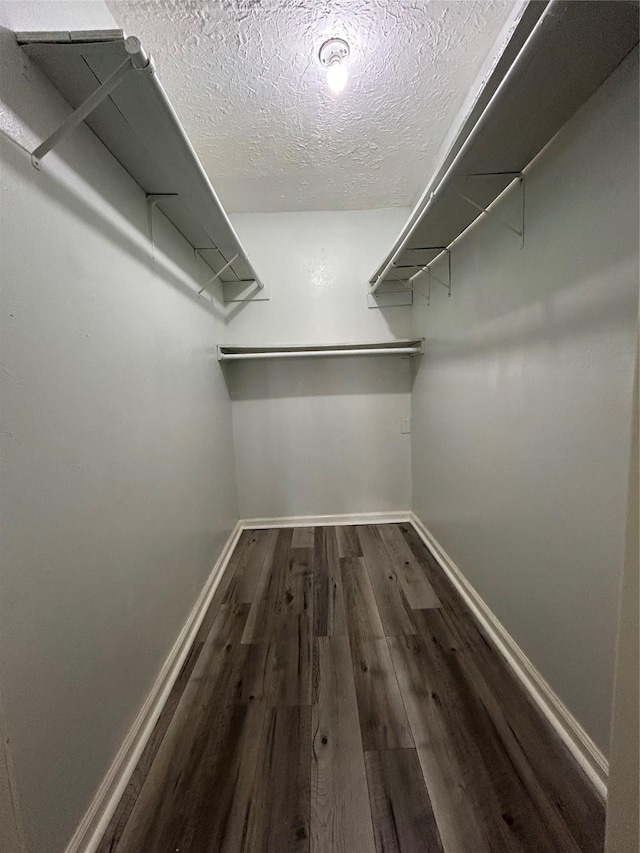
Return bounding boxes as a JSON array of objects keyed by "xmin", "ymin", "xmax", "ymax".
[
  {"xmin": 414, "ymin": 268, "xmax": 431, "ymax": 306},
  {"xmin": 429, "ymin": 249, "xmax": 452, "ymax": 298},
  {"xmin": 195, "ymin": 249, "xmax": 267, "ymax": 303},
  {"xmin": 29, "ymin": 38, "xmax": 152, "ymax": 170},
  {"xmin": 198, "ymin": 253, "xmax": 239, "ymax": 297},
  {"xmin": 146, "ymin": 194, "xmax": 179, "ymax": 257},
  {"xmin": 31, "ymin": 56, "xmax": 134, "ymax": 169},
  {"xmin": 456, "ymin": 173, "xmax": 525, "ymax": 248},
  {"xmin": 424, "ymin": 271, "xmax": 432, "ymax": 306},
  {"xmin": 410, "ymin": 248, "xmax": 451, "ymax": 303}
]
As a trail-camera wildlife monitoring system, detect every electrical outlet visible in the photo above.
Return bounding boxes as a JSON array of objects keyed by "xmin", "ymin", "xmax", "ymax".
[{"xmin": 401, "ymin": 418, "xmax": 411, "ymax": 434}]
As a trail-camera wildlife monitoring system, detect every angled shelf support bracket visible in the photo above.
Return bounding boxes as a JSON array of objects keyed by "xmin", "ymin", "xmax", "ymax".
[
  {"xmin": 410, "ymin": 248, "xmax": 451, "ymax": 303},
  {"xmin": 428, "ymin": 248, "xmax": 452, "ymax": 298},
  {"xmin": 427, "ymin": 249, "xmax": 451, "ymax": 304},
  {"xmin": 194, "ymin": 250, "xmax": 264, "ymax": 303},
  {"xmin": 456, "ymin": 172, "xmax": 525, "ymax": 247},
  {"xmin": 30, "ymin": 36, "xmax": 152, "ymax": 170},
  {"xmin": 414, "ymin": 269, "xmax": 431, "ymax": 306},
  {"xmin": 370, "ymin": 264, "xmax": 409, "ymax": 297},
  {"xmin": 367, "ymin": 281, "xmax": 413, "ymax": 309},
  {"xmin": 146, "ymin": 194, "xmax": 179, "ymax": 257},
  {"xmin": 31, "ymin": 56, "xmax": 133, "ymax": 168},
  {"xmin": 197, "ymin": 253, "xmax": 239, "ymax": 297},
  {"xmin": 368, "ymin": 261, "xmax": 416, "ymax": 309}
]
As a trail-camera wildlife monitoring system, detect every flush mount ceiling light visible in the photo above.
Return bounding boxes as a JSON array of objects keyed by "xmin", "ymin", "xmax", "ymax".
[{"xmin": 318, "ymin": 38, "xmax": 350, "ymax": 94}]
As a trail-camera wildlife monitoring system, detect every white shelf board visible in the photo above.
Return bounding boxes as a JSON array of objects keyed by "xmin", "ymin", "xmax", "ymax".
[
  {"xmin": 370, "ymin": 0, "xmax": 639, "ymax": 288},
  {"xmin": 17, "ymin": 30, "xmax": 264, "ymax": 299}
]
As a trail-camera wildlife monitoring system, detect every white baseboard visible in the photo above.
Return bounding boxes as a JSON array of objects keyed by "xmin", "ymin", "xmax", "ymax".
[
  {"xmin": 241, "ymin": 510, "xmax": 411, "ymax": 530},
  {"xmin": 409, "ymin": 512, "xmax": 609, "ymax": 798},
  {"xmin": 64, "ymin": 521, "xmax": 244, "ymax": 853}
]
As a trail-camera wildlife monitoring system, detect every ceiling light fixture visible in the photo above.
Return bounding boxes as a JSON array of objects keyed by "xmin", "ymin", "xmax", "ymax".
[{"xmin": 319, "ymin": 38, "xmax": 350, "ymax": 95}]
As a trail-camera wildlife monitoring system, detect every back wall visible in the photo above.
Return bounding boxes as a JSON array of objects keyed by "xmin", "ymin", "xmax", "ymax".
[{"xmin": 227, "ymin": 209, "xmax": 412, "ymax": 519}]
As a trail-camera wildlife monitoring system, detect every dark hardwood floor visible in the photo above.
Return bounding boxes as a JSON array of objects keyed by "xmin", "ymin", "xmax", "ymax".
[{"xmin": 97, "ymin": 524, "xmax": 605, "ymax": 853}]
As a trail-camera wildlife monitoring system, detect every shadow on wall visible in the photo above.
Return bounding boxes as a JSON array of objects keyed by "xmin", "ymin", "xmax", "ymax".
[
  {"xmin": 222, "ymin": 354, "xmax": 414, "ymax": 401},
  {"xmin": 0, "ymin": 131, "xmax": 230, "ymax": 321},
  {"xmin": 373, "ymin": 305, "xmax": 411, "ymax": 342},
  {"xmin": 414, "ymin": 257, "xmax": 638, "ymax": 371},
  {"xmin": 410, "ymin": 135, "xmax": 638, "ymax": 380}
]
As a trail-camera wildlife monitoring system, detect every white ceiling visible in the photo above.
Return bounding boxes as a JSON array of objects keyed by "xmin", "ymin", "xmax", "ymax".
[{"xmin": 107, "ymin": 1, "xmax": 519, "ymax": 213}]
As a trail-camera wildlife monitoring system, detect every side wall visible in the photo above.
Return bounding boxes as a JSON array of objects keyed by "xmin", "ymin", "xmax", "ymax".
[
  {"xmin": 227, "ymin": 209, "xmax": 412, "ymax": 520},
  {"xmin": 410, "ymin": 47, "xmax": 639, "ymax": 754},
  {"xmin": 0, "ymin": 10, "xmax": 239, "ymax": 853},
  {"xmin": 605, "ymin": 346, "xmax": 639, "ymax": 852}
]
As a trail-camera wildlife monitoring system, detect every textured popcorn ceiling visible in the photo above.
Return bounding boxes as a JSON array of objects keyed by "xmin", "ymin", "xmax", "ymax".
[{"xmin": 107, "ymin": 0, "xmax": 517, "ymax": 212}]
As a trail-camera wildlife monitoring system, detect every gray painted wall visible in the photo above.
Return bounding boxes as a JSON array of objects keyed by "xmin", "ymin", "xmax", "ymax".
[
  {"xmin": 227, "ymin": 209, "xmax": 412, "ymax": 520},
  {"xmin": 605, "ymin": 347, "xmax": 639, "ymax": 853},
  {"xmin": 0, "ymin": 14, "xmax": 239, "ymax": 853},
  {"xmin": 410, "ymin": 47, "xmax": 639, "ymax": 753},
  {"xmin": 0, "ymin": 4, "xmax": 637, "ymax": 851}
]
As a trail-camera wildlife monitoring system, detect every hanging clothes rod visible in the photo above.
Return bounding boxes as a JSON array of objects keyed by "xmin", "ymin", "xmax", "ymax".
[
  {"xmin": 218, "ymin": 340, "xmax": 425, "ymax": 362},
  {"xmin": 220, "ymin": 348, "xmax": 421, "ymax": 361}
]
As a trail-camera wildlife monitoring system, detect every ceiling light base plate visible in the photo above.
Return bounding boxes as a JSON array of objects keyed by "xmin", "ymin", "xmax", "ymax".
[{"xmin": 318, "ymin": 38, "xmax": 349, "ymax": 67}]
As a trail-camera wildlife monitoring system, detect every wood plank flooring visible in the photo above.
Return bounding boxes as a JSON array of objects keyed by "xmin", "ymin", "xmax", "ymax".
[{"xmin": 97, "ymin": 524, "xmax": 605, "ymax": 853}]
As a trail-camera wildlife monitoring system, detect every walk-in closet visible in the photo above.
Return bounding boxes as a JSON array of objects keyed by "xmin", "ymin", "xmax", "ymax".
[{"xmin": 1, "ymin": 2, "xmax": 638, "ymax": 852}]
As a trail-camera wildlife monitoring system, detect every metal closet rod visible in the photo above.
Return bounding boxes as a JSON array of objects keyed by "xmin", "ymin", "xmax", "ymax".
[
  {"xmin": 220, "ymin": 348, "xmax": 421, "ymax": 361},
  {"xmin": 218, "ymin": 343, "xmax": 424, "ymax": 361},
  {"xmin": 369, "ymin": 0, "xmax": 553, "ymax": 294}
]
